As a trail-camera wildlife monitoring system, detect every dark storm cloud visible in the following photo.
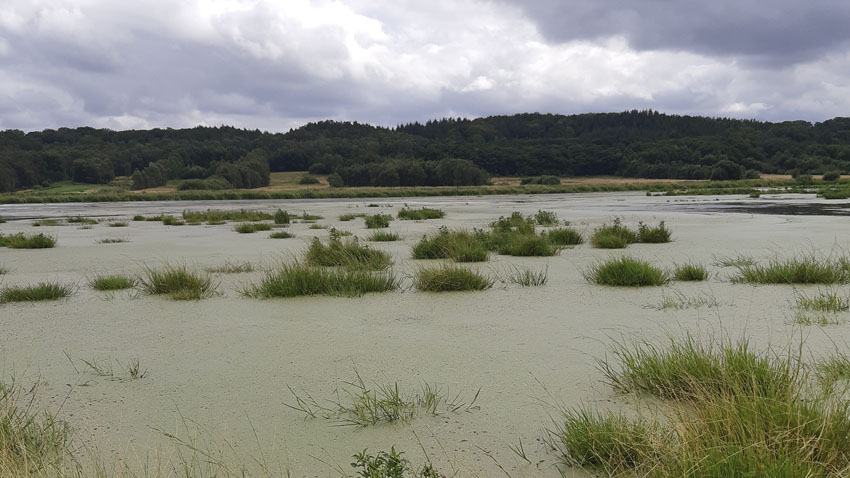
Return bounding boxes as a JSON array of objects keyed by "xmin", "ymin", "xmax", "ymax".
[{"xmin": 503, "ymin": 0, "xmax": 850, "ymax": 66}]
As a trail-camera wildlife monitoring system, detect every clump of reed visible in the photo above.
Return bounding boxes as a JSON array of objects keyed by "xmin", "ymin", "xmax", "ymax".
[
  {"xmin": 233, "ymin": 223, "xmax": 272, "ymax": 234},
  {"xmin": 414, "ymin": 264, "xmax": 494, "ymax": 292},
  {"xmin": 637, "ymin": 221, "xmax": 672, "ymax": 243},
  {"xmin": 412, "ymin": 228, "xmax": 489, "ymax": 262},
  {"xmin": 0, "ymin": 233, "xmax": 57, "ymax": 249},
  {"xmin": 139, "ymin": 264, "xmax": 218, "ymax": 300},
  {"xmin": 32, "ymin": 219, "xmax": 62, "ymax": 227},
  {"xmin": 88, "ymin": 274, "xmax": 136, "ymax": 291},
  {"xmin": 107, "ymin": 221, "xmax": 128, "ymax": 227},
  {"xmin": 672, "ymin": 262, "xmax": 708, "ymax": 281},
  {"xmin": 584, "ymin": 256, "xmax": 670, "ymax": 287},
  {"xmin": 299, "ymin": 212, "xmax": 323, "ymax": 221},
  {"xmin": 274, "ymin": 209, "xmax": 290, "ymax": 224},
  {"xmin": 367, "ymin": 231, "xmax": 401, "ymax": 242},
  {"xmin": 732, "ymin": 252, "xmax": 850, "ymax": 284},
  {"xmin": 160, "ymin": 215, "xmax": 185, "ymax": 226},
  {"xmin": 795, "ymin": 289, "xmax": 850, "ymax": 313},
  {"xmin": 269, "ymin": 231, "xmax": 294, "ymax": 239},
  {"xmin": 364, "ymin": 214, "xmax": 392, "ymax": 229},
  {"xmin": 243, "ymin": 261, "xmax": 398, "ymax": 298},
  {"xmin": 182, "ymin": 209, "xmax": 274, "ymax": 224},
  {"xmin": 0, "ymin": 282, "xmax": 74, "ymax": 303},
  {"xmin": 304, "ymin": 236, "xmax": 392, "ymax": 270},
  {"xmin": 590, "ymin": 218, "xmax": 637, "ymax": 249},
  {"xmin": 397, "ymin": 207, "xmax": 445, "ymax": 220},
  {"xmin": 545, "ymin": 227, "xmax": 584, "ymax": 246},
  {"xmin": 533, "ymin": 210, "xmax": 559, "ymax": 226},
  {"xmin": 504, "ymin": 265, "xmax": 548, "ymax": 287}
]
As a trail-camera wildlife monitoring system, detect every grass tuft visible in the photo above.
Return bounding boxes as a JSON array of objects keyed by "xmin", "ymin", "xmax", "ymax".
[
  {"xmin": 795, "ymin": 289, "xmax": 850, "ymax": 312},
  {"xmin": 732, "ymin": 252, "xmax": 850, "ymax": 284},
  {"xmin": 672, "ymin": 262, "xmax": 708, "ymax": 281},
  {"xmin": 533, "ymin": 210, "xmax": 559, "ymax": 226},
  {"xmin": 584, "ymin": 256, "xmax": 670, "ymax": 287},
  {"xmin": 89, "ymin": 274, "xmax": 136, "ymax": 291},
  {"xmin": 244, "ymin": 261, "xmax": 398, "ymax": 298},
  {"xmin": 412, "ymin": 228, "xmax": 489, "ymax": 262},
  {"xmin": 233, "ymin": 223, "xmax": 272, "ymax": 233},
  {"xmin": 205, "ymin": 261, "xmax": 255, "ymax": 274},
  {"xmin": 591, "ymin": 218, "xmax": 637, "ymax": 249},
  {"xmin": 504, "ymin": 265, "xmax": 548, "ymax": 286},
  {"xmin": 139, "ymin": 264, "xmax": 217, "ymax": 300},
  {"xmin": 364, "ymin": 214, "xmax": 392, "ymax": 229},
  {"xmin": 637, "ymin": 221, "xmax": 672, "ymax": 243},
  {"xmin": 96, "ymin": 237, "xmax": 127, "ymax": 244},
  {"xmin": 339, "ymin": 213, "xmax": 366, "ymax": 221},
  {"xmin": 414, "ymin": 264, "xmax": 494, "ymax": 292},
  {"xmin": 545, "ymin": 227, "xmax": 584, "ymax": 246},
  {"xmin": 0, "ymin": 282, "xmax": 74, "ymax": 303},
  {"xmin": 269, "ymin": 231, "xmax": 294, "ymax": 239},
  {"xmin": 305, "ymin": 237, "xmax": 392, "ymax": 270},
  {"xmin": 367, "ymin": 231, "xmax": 401, "ymax": 242},
  {"xmin": 107, "ymin": 221, "xmax": 128, "ymax": 227},
  {"xmin": 397, "ymin": 207, "xmax": 445, "ymax": 220},
  {"xmin": 67, "ymin": 216, "xmax": 98, "ymax": 224},
  {"xmin": 0, "ymin": 233, "xmax": 57, "ymax": 249}
]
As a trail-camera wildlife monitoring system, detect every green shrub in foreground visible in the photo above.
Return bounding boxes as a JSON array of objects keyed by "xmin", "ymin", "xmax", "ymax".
[
  {"xmin": 584, "ymin": 256, "xmax": 669, "ymax": 286},
  {"xmin": 139, "ymin": 264, "xmax": 217, "ymax": 300},
  {"xmin": 0, "ymin": 282, "xmax": 74, "ymax": 303},
  {"xmin": 414, "ymin": 264, "xmax": 493, "ymax": 292},
  {"xmin": 244, "ymin": 262, "xmax": 398, "ymax": 298}
]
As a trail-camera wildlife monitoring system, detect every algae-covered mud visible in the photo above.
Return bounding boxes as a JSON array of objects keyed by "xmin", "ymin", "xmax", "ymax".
[{"xmin": 1, "ymin": 192, "xmax": 849, "ymax": 477}]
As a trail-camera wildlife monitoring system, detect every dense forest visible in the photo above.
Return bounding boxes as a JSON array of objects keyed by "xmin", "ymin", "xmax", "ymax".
[{"xmin": 1, "ymin": 110, "xmax": 849, "ymax": 193}]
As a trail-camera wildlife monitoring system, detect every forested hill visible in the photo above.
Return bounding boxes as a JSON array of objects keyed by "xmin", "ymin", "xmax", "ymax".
[{"xmin": 2, "ymin": 110, "xmax": 850, "ymax": 193}]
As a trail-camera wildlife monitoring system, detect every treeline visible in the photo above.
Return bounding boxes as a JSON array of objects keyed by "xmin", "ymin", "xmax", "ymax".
[{"xmin": 2, "ymin": 111, "xmax": 850, "ymax": 192}]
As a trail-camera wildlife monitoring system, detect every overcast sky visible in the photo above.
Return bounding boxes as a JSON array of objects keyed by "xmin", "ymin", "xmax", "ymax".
[{"xmin": 1, "ymin": 0, "xmax": 849, "ymax": 132}]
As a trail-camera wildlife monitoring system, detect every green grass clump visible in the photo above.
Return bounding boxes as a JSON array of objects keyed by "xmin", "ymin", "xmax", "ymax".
[
  {"xmin": 67, "ymin": 216, "xmax": 98, "ymax": 224},
  {"xmin": 96, "ymin": 237, "xmax": 127, "ymax": 244},
  {"xmin": 0, "ymin": 233, "xmax": 57, "ymax": 249},
  {"xmin": 494, "ymin": 233, "xmax": 560, "ymax": 256},
  {"xmin": 397, "ymin": 207, "xmax": 445, "ymax": 220},
  {"xmin": 732, "ymin": 253, "xmax": 850, "ymax": 284},
  {"xmin": 161, "ymin": 215, "xmax": 185, "ymax": 226},
  {"xmin": 244, "ymin": 262, "xmax": 398, "ymax": 298},
  {"xmin": 490, "ymin": 212, "xmax": 535, "ymax": 234},
  {"xmin": 672, "ymin": 262, "xmax": 708, "ymax": 281},
  {"xmin": 0, "ymin": 282, "xmax": 74, "ymax": 303},
  {"xmin": 591, "ymin": 218, "xmax": 637, "ymax": 249},
  {"xmin": 0, "ymin": 265, "xmax": 7, "ymax": 274},
  {"xmin": 368, "ymin": 231, "xmax": 401, "ymax": 242},
  {"xmin": 300, "ymin": 212, "xmax": 323, "ymax": 221},
  {"xmin": 545, "ymin": 227, "xmax": 584, "ymax": 246},
  {"xmin": 351, "ymin": 447, "xmax": 443, "ymax": 478},
  {"xmin": 182, "ymin": 209, "xmax": 273, "ymax": 224},
  {"xmin": 308, "ymin": 224, "xmax": 327, "ymax": 230},
  {"xmin": 132, "ymin": 215, "xmax": 145, "ymax": 221},
  {"xmin": 533, "ymin": 210, "xmax": 559, "ymax": 226},
  {"xmin": 233, "ymin": 223, "xmax": 272, "ymax": 233},
  {"xmin": 637, "ymin": 221, "xmax": 672, "ymax": 243},
  {"xmin": 205, "ymin": 261, "xmax": 255, "ymax": 274},
  {"xmin": 584, "ymin": 256, "xmax": 670, "ymax": 287},
  {"xmin": 504, "ymin": 265, "xmax": 548, "ymax": 286},
  {"xmin": 304, "ymin": 237, "xmax": 392, "ymax": 270},
  {"xmin": 414, "ymin": 264, "xmax": 493, "ymax": 292},
  {"xmin": 107, "ymin": 221, "xmax": 128, "ymax": 227},
  {"xmin": 299, "ymin": 175, "xmax": 320, "ymax": 185},
  {"xmin": 364, "ymin": 214, "xmax": 392, "ymax": 229},
  {"xmin": 269, "ymin": 231, "xmax": 294, "ymax": 239},
  {"xmin": 139, "ymin": 264, "xmax": 217, "ymax": 300},
  {"xmin": 412, "ymin": 228, "xmax": 489, "ymax": 262},
  {"xmin": 795, "ymin": 290, "xmax": 850, "ymax": 313},
  {"xmin": 89, "ymin": 274, "xmax": 136, "ymax": 291},
  {"xmin": 274, "ymin": 209, "xmax": 291, "ymax": 224},
  {"xmin": 32, "ymin": 219, "xmax": 62, "ymax": 227},
  {"xmin": 339, "ymin": 213, "xmax": 366, "ymax": 221}
]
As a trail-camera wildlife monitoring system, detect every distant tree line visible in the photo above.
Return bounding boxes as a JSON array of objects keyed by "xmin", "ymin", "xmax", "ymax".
[{"xmin": 2, "ymin": 110, "xmax": 850, "ymax": 192}]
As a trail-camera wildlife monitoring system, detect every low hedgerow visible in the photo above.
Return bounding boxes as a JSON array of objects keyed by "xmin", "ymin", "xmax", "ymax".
[
  {"xmin": 414, "ymin": 264, "xmax": 494, "ymax": 292},
  {"xmin": 584, "ymin": 256, "xmax": 670, "ymax": 287},
  {"xmin": 397, "ymin": 207, "xmax": 445, "ymax": 220},
  {"xmin": 139, "ymin": 264, "xmax": 217, "ymax": 300},
  {"xmin": 672, "ymin": 262, "xmax": 708, "ymax": 281},
  {"xmin": 0, "ymin": 282, "xmax": 74, "ymax": 303},
  {"xmin": 243, "ymin": 262, "xmax": 398, "ymax": 298}
]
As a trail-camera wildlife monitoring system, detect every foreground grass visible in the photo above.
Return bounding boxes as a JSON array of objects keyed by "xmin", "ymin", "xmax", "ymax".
[
  {"xmin": 552, "ymin": 334, "xmax": 850, "ymax": 477},
  {"xmin": 414, "ymin": 264, "xmax": 493, "ymax": 292},
  {"xmin": 140, "ymin": 264, "xmax": 218, "ymax": 300},
  {"xmin": 244, "ymin": 262, "xmax": 398, "ymax": 298},
  {"xmin": 732, "ymin": 252, "xmax": 850, "ymax": 284},
  {"xmin": 584, "ymin": 257, "xmax": 670, "ymax": 287},
  {"xmin": 0, "ymin": 282, "xmax": 74, "ymax": 303},
  {"xmin": 0, "ymin": 233, "xmax": 57, "ymax": 249},
  {"xmin": 88, "ymin": 274, "xmax": 136, "ymax": 291},
  {"xmin": 795, "ymin": 289, "xmax": 850, "ymax": 313}
]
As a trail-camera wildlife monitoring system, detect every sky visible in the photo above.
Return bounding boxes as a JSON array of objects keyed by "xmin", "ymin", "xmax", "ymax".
[{"xmin": 1, "ymin": 0, "xmax": 849, "ymax": 132}]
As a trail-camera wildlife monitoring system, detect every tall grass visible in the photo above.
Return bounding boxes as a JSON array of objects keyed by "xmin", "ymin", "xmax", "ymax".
[
  {"xmin": 490, "ymin": 212, "xmax": 535, "ymax": 234},
  {"xmin": 672, "ymin": 262, "xmax": 708, "ymax": 281},
  {"xmin": 233, "ymin": 223, "xmax": 272, "ymax": 233},
  {"xmin": 397, "ymin": 207, "xmax": 445, "ymax": 220},
  {"xmin": 545, "ymin": 227, "xmax": 584, "ymax": 246},
  {"xmin": 0, "ymin": 233, "xmax": 57, "ymax": 249},
  {"xmin": 0, "ymin": 282, "xmax": 74, "ymax": 303},
  {"xmin": 494, "ymin": 233, "xmax": 560, "ymax": 256},
  {"xmin": 591, "ymin": 218, "xmax": 637, "ymax": 249},
  {"xmin": 533, "ymin": 210, "xmax": 559, "ymax": 226},
  {"xmin": 504, "ymin": 265, "xmax": 548, "ymax": 286},
  {"xmin": 140, "ymin": 264, "xmax": 218, "ymax": 300},
  {"xmin": 244, "ymin": 262, "xmax": 398, "ymax": 298},
  {"xmin": 88, "ymin": 274, "xmax": 136, "ymax": 291},
  {"xmin": 584, "ymin": 257, "xmax": 670, "ymax": 287},
  {"xmin": 795, "ymin": 289, "xmax": 850, "ymax": 313},
  {"xmin": 414, "ymin": 264, "xmax": 494, "ymax": 292},
  {"xmin": 367, "ymin": 231, "xmax": 401, "ymax": 242},
  {"xmin": 732, "ymin": 252, "xmax": 850, "ymax": 284},
  {"xmin": 412, "ymin": 228, "xmax": 489, "ymax": 262},
  {"xmin": 637, "ymin": 221, "xmax": 672, "ymax": 243},
  {"xmin": 364, "ymin": 214, "xmax": 392, "ymax": 229},
  {"xmin": 304, "ymin": 237, "xmax": 392, "ymax": 270}
]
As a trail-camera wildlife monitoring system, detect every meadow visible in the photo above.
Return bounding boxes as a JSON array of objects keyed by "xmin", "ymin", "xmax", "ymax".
[{"xmin": 1, "ymin": 192, "xmax": 849, "ymax": 477}]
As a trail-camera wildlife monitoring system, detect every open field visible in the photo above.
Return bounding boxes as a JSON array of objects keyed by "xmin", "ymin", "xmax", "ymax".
[{"xmin": 1, "ymin": 192, "xmax": 850, "ymax": 476}]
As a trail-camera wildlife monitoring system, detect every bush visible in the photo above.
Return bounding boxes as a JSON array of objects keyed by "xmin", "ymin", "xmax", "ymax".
[
  {"xmin": 520, "ymin": 175, "xmax": 561, "ymax": 185},
  {"xmin": 414, "ymin": 264, "xmax": 493, "ymax": 292},
  {"xmin": 327, "ymin": 172, "xmax": 344, "ymax": 188},
  {"xmin": 364, "ymin": 214, "xmax": 392, "ymax": 229},
  {"xmin": 299, "ymin": 175, "xmax": 320, "ymax": 185},
  {"xmin": 584, "ymin": 256, "xmax": 670, "ymax": 286},
  {"xmin": 823, "ymin": 170, "xmax": 841, "ymax": 182}
]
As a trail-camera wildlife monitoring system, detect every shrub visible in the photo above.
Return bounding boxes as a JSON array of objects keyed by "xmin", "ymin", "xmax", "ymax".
[
  {"xmin": 520, "ymin": 175, "xmax": 560, "ymax": 185},
  {"xmin": 0, "ymin": 233, "xmax": 57, "ymax": 249},
  {"xmin": 673, "ymin": 262, "xmax": 708, "ymax": 281},
  {"xmin": 0, "ymin": 282, "xmax": 74, "ymax": 303},
  {"xmin": 637, "ymin": 221, "xmax": 672, "ymax": 243},
  {"xmin": 327, "ymin": 172, "xmax": 344, "ymax": 188},
  {"xmin": 139, "ymin": 264, "xmax": 217, "ymax": 300},
  {"xmin": 364, "ymin": 214, "xmax": 392, "ymax": 229},
  {"xmin": 397, "ymin": 207, "xmax": 445, "ymax": 220},
  {"xmin": 299, "ymin": 175, "xmax": 320, "ymax": 185},
  {"xmin": 584, "ymin": 256, "xmax": 670, "ymax": 287},
  {"xmin": 823, "ymin": 170, "xmax": 841, "ymax": 182},
  {"xmin": 89, "ymin": 274, "xmax": 136, "ymax": 291},
  {"xmin": 414, "ymin": 264, "xmax": 494, "ymax": 292},
  {"xmin": 304, "ymin": 237, "xmax": 392, "ymax": 270},
  {"xmin": 545, "ymin": 228, "xmax": 584, "ymax": 246},
  {"xmin": 244, "ymin": 262, "xmax": 398, "ymax": 298}
]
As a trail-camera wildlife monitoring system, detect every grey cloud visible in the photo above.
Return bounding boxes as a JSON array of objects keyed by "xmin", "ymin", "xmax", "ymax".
[{"xmin": 503, "ymin": 0, "xmax": 850, "ymax": 66}]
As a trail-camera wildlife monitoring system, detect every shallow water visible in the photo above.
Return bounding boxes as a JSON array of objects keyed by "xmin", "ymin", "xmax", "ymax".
[{"xmin": 1, "ymin": 192, "xmax": 848, "ymax": 477}]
